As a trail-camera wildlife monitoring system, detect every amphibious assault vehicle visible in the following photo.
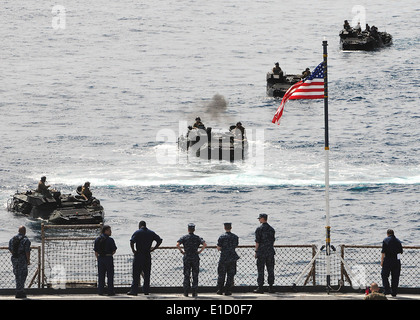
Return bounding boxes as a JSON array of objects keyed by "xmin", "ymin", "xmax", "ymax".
[
  {"xmin": 266, "ymin": 72, "xmax": 301, "ymax": 98},
  {"xmin": 7, "ymin": 187, "xmax": 104, "ymax": 224},
  {"xmin": 178, "ymin": 125, "xmax": 248, "ymax": 162},
  {"xmin": 339, "ymin": 24, "xmax": 392, "ymax": 51}
]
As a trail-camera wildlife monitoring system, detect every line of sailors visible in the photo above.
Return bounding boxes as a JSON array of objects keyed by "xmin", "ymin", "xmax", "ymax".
[{"xmin": 92, "ymin": 213, "xmax": 276, "ymax": 298}]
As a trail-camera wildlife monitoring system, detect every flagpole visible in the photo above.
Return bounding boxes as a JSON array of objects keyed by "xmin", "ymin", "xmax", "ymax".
[{"xmin": 322, "ymin": 39, "xmax": 331, "ymax": 292}]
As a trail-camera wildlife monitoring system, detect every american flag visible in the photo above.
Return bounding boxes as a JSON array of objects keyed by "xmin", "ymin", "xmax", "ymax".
[{"xmin": 272, "ymin": 62, "xmax": 325, "ymax": 124}]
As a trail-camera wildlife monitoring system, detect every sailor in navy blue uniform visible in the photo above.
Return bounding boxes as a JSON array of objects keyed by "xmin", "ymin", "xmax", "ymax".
[
  {"xmin": 216, "ymin": 222, "xmax": 239, "ymax": 295},
  {"xmin": 381, "ymin": 229, "xmax": 403, "ymax": 297},
  {"xmin": 254, "ymin": 213, "xmax": 276, "ymax": 293},
  {"xmin": 94, "ymin": 225, "xmax": 117, "ymax": 296},
  {"xmin": 9, "ymin": 226, "xmax": 31, "ymax": 298},
  {"xmin": 177, "ymin": 223, "xmax": 207, "ymax": 297},
  {"xmin": 127, "ymin": 220, "xmax": 162, "ymax": 296}
]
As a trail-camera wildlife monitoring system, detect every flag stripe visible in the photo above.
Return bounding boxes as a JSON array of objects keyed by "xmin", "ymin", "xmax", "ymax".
[
  {"xmin": 298, "ymin": 81, "xmax": 324, "ymax": 87},
  {"xmin": 292, "ymin": 88, "xmax": 325, "ymax": 92},
  {"xmin": 289, "ymin": 95, "xmax": 325, "ymax": 99}
]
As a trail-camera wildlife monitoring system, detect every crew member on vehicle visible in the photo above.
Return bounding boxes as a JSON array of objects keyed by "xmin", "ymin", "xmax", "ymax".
[
  {"xmin": 81, "ymin": 181, "xmax": 93, "ymax": 201},
  {"xmin": 343, "ymin": 20, "xmax": 352, "ymax": 31},
  {"xmin": 301, "ymin": 68, "xmax": 311, "ymax": 78},
  {"xmin": 36, "ymin": 176, "xmax": 51, "ymax": 197},
  {"xmin": 192, "ymin": 117, "xmax": 205, "ymax": 130},
  {"xmin": 234, "ymin": 122, "xmax": 246, "ymax": 140},
  {"xmin": 272, "ymin": 62, "xmax": 284, "ymax": 78}
]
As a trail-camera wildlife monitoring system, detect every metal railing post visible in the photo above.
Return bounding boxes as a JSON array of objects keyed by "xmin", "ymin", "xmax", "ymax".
[{"xmin": 41, "ymin": 223, "xmax": 45, "ymax": 288}]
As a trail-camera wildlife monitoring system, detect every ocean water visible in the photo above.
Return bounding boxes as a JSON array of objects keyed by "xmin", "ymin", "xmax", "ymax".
[{"xmin": 0, "ymin": 0, "xmax": 419, "ymax": 254}]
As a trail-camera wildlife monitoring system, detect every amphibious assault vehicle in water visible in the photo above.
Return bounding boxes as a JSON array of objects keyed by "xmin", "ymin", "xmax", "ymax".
[
  {"xmin": 266, "ymin": 72, "xmax": 301, "ymax": 98},
  {"xmin": 178, "ymin": 124, "xmax": 248, "ymax": 162},
  {"xmin": 339, "ymin": 22, "xmax": 392, "ymax": 51},
  {"xmin": 7, "ymin": 187, "xmax": 104, "ymax": 224}
]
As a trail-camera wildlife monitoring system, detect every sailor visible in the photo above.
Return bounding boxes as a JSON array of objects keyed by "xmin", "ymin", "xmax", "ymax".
[
  {"xmin": 381, "ymin": 229, "xmax": 403, "ymax": 297},
  {"xmin": 176, "ymin": 223, "xmax": 207, "ymax": 297},
  {"xmin": 364, "ymin": 282, "xmax": 387, "ymax": 300},
  {"xmin": 36, "ymin": 176, "xmax": 51, "ymax": 197},
  {"xmin": 272, "ymin": 62, "xmax": 284, "ymax": 78},
  {"xmin": 254, "ymin": 213, "xmax": 276, "ymax": 294},
  {"xmin": 127, "ymin": 220, "xmax": 163, "ymax": 296},
  {"xmin": 301, "ymin": 68, "xmax": 311, "ymax": 78},
  {"xmin": 81, "ymin": 181, "xmax": 92, "ymax": 201},
  {"xmin": 94, "ymin": 225, "xmax": 117, "ymax": 296},
  {"xmin": 9, "ymin": 226, "xmax": 31, "ymax": 298},
  {"xmin": 192, "ymin": 117, "xmax": 206, "ymax": 130},
  {"xmin": 216, "ymin": 223, "xmax": 240, "ymax": 296},
  {"xmin": 365, "ymin": 24, "xmax": 370, "ymax": 33}
]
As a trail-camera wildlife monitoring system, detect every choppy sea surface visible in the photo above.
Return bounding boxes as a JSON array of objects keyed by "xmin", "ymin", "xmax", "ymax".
[{"xmin": 1, "ymin": 0, "xmax": 419, "ymax": 254}]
